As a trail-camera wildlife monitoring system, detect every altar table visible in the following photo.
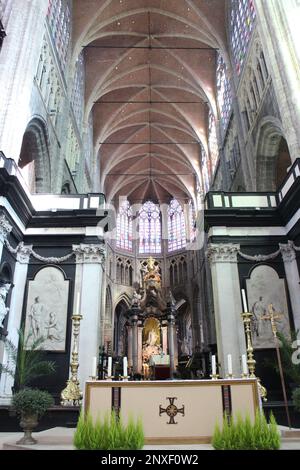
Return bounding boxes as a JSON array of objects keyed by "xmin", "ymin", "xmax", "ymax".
[{"xmin": 84, "ymin": 379, "xmax": 260, "ymax": 444}]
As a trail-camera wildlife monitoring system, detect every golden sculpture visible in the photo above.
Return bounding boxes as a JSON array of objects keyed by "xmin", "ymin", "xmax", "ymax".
[{"xmin": 143, "ymin": 256, "xmax": 161, "ymax": 286}]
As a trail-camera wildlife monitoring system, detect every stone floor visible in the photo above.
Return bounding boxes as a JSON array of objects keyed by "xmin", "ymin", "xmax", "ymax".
[{"xmin": 0, "ymin": 426, "xmax": 299, "ymax": 450}]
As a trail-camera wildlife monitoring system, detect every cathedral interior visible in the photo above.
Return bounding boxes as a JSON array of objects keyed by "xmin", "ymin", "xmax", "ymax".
[{"xmin": 1, "ymin": 0, "xmax": 300, "ymax": 434}]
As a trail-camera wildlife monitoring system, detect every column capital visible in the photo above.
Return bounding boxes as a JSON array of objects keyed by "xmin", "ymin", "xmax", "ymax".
[
  {"xmin": 16, "ymin": 243, "xmax": 32, "ymax": 264},
  {"xmin": 206, "ymin": 243, "xmax": 240, "ymax": 264},
  {"xmin": 0, "ymin": 212, "xmax": 12, "ymax": 240},
  {"xmin": 279, "ymin": 241, "xmax": 296, "ymax": 263},
  {"xmin": 73, "ymin": 243, "xmax": 105, "ymax": 264}
]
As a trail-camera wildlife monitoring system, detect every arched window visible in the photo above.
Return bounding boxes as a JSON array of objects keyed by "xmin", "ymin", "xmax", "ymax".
[
  {"xmin": 216, "ymin": 54, "xmax": 232, "ymax": 129},
  {"xmin": 139, "ymin": 201, "xmax": 161, "ymax": 254},
  {"xmin": 168, "ymin": 199, "xmax": 186, "ymax": 252},
  {"xmin": 188, "ymin": 200, "xmax": 196, "ymax": 243},
  {"xmin": 47, "ymin": 0, "xmax": 71, "ymax": 68},
  {"xmin": 116, "ymin": 200, "xmax": 132, "ymax": 251},
  {"xmin": 208, "ymin": 111, "xmax": 219, "ymax": 174},
  {"xmin": 230, "ymin": 0, "xmax": 256, "ymax": 76}
]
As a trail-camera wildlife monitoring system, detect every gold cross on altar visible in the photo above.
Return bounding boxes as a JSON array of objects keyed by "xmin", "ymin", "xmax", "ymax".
[{"xmin": 261, "ymin": 303, "xmax": 283, "ymax": 337}]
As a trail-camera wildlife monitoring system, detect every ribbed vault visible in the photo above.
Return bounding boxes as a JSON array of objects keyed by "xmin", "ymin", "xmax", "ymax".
[{"xmin": 72, "ymin": 0, "xmax": 228, "ymax": 203}]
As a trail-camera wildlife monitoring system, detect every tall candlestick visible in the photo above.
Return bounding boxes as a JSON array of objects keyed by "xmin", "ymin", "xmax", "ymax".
[
  {"xmin": 92, "ymin": 357, "xmax": 97, "ymax": 379},
  {"xmin": 211, "ymin": 355, "xmax": 216, "ymax": 375},
  {"xmin": 123, "ymin": 357, "xmax": 128, "ymax": 377},
  {"xmin": 241, "ymin": 289, "xmax": 248, "ymax": 313},
  {"xmin": 107, "ymin": 357, "xmax": 112, "ymax": 377},
  {"xmin": 227, "ymin": 354, "xmax": 232, "ymax": 375},
  {"xmin": 242, "ymin": 354, "xmax": 248, "ymax": 376},
  {"xmin": 75, "ymin": 292, "xmax": 80, "ymax": 314}
]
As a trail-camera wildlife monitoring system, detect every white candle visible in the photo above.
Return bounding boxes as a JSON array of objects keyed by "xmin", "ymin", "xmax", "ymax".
[
  {"xmin": 211, "ymin": 355, "xmax": 216, "ymax": 375},
  {"xmin": 123, "ymin": 357, "xmax": 128, "ymax": 377},
  {"xmin": 92, "ymin": 356, "xmax": 97, "ymax": 378},
  {"xmin": 241, "ymin": 289, "xmax": 248, "ymax": 313},
  {"xmin": 242, "ymin": 354, "xmax": 248, "ymax": 376},
  {"xmin": 75, "ymin": 292, "xmax": 80, "ymax": 313},
  {"xmin": 227, "ymin": 354, "xmax": 232, "ymax": 375},
  {"xmin": 107, "ymin": 357, "xmax": 112, "ymax": 377}
]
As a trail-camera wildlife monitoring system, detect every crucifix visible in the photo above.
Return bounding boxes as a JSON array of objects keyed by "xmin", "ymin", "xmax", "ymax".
[{"xmin": 262, "ymin": 304, "xmax": 292, "ymax": 429}]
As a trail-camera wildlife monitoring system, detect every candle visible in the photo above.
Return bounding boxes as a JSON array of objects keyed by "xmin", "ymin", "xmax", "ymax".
[
  {"xmin": 211, "ymin": 355, "xmax": 216, "ymax": 375},
  {"xmin": 241, "ymin": 289, "xmax": 248, "ymax": 313},
  {"xmin": 242, "ymin": 354, "xmax": 248, "ymax": 376},
  {"xmin": 123, "ymin": 357, "xmax": 128, "ymax": 377},
  {"xmin": 107, "ymin": 357, "xmax": 112, "ymax": 377},
  {"xmin": 75, "ymin": 292, "xmax": 80, "ymax": 314},
  {"xmin": 92, "ymin": 356, "xmax": 97, "ymax": 378},
  {"xmin": 227, "ymin": 354, "xmax": 232, "ymax": 375}
]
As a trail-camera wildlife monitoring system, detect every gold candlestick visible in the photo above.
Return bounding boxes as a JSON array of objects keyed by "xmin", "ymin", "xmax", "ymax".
[
  {"xmin": 61, "ymin": 314, "xmax": 83, "ymax": 406},
  {"xmin": 241, "ymin": 311, "xmax": 267, "ymax": 401},
  {"xmin": 210, "ymin": 373, "xmax": 219, "ymax": 380}
]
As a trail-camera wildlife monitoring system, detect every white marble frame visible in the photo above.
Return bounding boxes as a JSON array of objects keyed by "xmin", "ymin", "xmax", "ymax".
[
  {"xmin": 24, "ymin": 266, "xmax": 70, "ymax": 352},
  {"xmin": 246, "ymin": 264, "xmax": 291, "ymax": 349}
]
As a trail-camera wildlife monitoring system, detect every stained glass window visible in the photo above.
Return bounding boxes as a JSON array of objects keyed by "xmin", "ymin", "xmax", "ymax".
[
  {"xmin": 200, "ymin": 144, "xmax": 211, "ymax": 194},
  {"xmin": 168, "ymin": 199, "xmax": 186, "ymax": 252},
  {"xmin": 216, "ymin": 54, "xmax": 232, "ymax": 129},
  {"xmin": 230, "ymin": 0, "xmax": 256, "ymax": 76},
  {"xmin": 116, "ymin": 200, "xmax": 133, "ymax": 251},
  {"xmin": 139, "ymin": 201, "xmax": 161, "ymax": 254},
  {"xmin": 188, "ymin": 200, "xmax": 196, "ymax": 243},
  {"xmin": 208, "ymin": 111, "xmax": 219, "ymax": 174},
  {"xmin": 47, "ymin": 0, "xmax": 71, "ymax": 68}
]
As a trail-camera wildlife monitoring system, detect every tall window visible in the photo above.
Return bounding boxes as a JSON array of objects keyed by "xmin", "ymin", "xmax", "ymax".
[
  {"xmin": 208, "ymin": 111, "xmax": 219, "ymax": 174},
  {"xmin": 200, "ymin": 144, "xmax": 210, "ymax": 194},
  {"xmin": 230, "ymin": 0, "xmax": 256, "ymax": 76},
  {"xmin": 47, "ymin": 0, "xmax": 71, "ymax": 68},
  {"xmin": 168, "ymin": 199, "xmax": 186, "ymax": 252},
  {"xmin": 139, "ymin": 201, "xmax": 161, "ymax": 254},
  {"xmin": 116, "ymin": 200, "xmax": 132, "ymax": 251},
  {"xmin": 71, "ymin": 52, "xmax": 85, "ymax": 129},
  {"xmin": 188, "ymin": 200, "xmax": 196, "ymax": 243},
  {"xmin": 216, "ymin": 54, "xmax": 232, "ymax": 129}
]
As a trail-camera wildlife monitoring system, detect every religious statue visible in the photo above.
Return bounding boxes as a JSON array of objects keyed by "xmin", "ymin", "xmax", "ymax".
[
  {"xmin": 143, "ymin": 257, "xmax": 161, "ymax": 286},
  {"xmin": 131, "ymin": 289, "xmax": 142, "ymax": 308},
  {"xmin": 28, "ymin": 296, "xmax": 46, "ymax": 339},
  {"xmin": 0, "ymin": 282, "xmax": 10, "ymax": 326},
  {"xmin": 146, "ymin": 329, "xmax": 159, "ymax": 346}
]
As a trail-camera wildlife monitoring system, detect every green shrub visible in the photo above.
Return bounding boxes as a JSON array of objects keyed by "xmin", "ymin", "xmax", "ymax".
[
  {"xmin": 12, "ymin": 388, "xmax": 54, "ymax": 418},
  {"xmin": 73, "ymin": 410, "xmax": 144, "ymax": 450},
  {"xmin": 292, "ymin": 387, "xmax": 300, "ymax": 412},
  {"xmin": 212, "ymin": 411, "xmax": 281, "ymax": 450}
]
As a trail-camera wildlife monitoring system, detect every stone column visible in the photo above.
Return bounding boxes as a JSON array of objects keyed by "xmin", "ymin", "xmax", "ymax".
[
  {"xmin": 207, "ymin": 243, "xmax": 246, "ymax": 377},
  {"xmin": 138, "ymin": 325, "xmax": 143, "ymax": 373},
  {"xmin": 280, "ymin": 241, "xmax": 300, "ymax": 332},
  {"xmin": 161, "ymin": 325, "xmax": 168, "ymax": 354},
  {"xmin": 167, "ymin": 306, "xmax": 177, "ymax": 378},
  {"xmin": 130, "ymin": 307, "xmax": 139, "ymax": 374},
  {"xmin": 73, "ymin": 244, "xmax": 105, "ymax": 389},
  {"xmin": 127, "ymin": 324, "xmax": 133, "ymax": 369},
  {"xmin": 0, "ymin": 245, "xmax": 32, "ymax": 404},
  {"xmin": 0, "ymin": 212, "xmax": 12, "ymax": 262}
]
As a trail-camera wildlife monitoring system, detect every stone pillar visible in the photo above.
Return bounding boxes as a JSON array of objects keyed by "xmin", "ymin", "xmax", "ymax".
[
  {"xmin": 127, "ymin": 324, "xmax": 133, "ymax": 369},
  {"xmin": 207, "ymin": 243, "xmax": 246, "ymax": 377},
  {"xmin": 280, "ymin": 241, "xmax": 300, "ymax": 332},
  {"xmin": 0, "ymin": 0, "xmax": 48, "ymax": 160},
  {"xmin": 167, "ymin": 306, "xmax": 177, "ymax": 378},
  {"xmin": 130, "ymin": 307, "xmax": 139, "ymax": 374},
  {"xmin": 0, "ymin": 245, "xmax": 32, "ymax": 404},
  {"xmin": 255, "ymin": 0, "xmax": 300, "ymax": 161},
  {"xmin": 138, "ymin": 325, "xmax": 143, "ymax": 373},
  {"xmin": 73, "ymin": 244, "xmax": 105, "ymax": 389},
  {"xmin": 0, "ymin": 212, "xmax": 12, "ymax": 262}
]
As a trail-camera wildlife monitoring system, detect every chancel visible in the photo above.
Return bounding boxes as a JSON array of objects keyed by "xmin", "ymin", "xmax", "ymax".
[{"xmin": 0, "ymin": 0, "xmax": 300, "ymax": 450}]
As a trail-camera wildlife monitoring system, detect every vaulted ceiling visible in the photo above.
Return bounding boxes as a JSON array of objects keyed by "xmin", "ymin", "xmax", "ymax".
[{"xmin": 73, "ymin": 0, "xmax": 229, "ymax": 204}]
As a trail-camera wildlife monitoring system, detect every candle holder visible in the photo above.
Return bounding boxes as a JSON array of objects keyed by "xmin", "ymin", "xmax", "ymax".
[
  {"xmin": 89, "ymin": 376, "xmax": 97, "ymax": 381},
  {"xmin": 241, "ymin": 373, "xmax": 249, "ymax": 379},
  {"xmin": 120, "ymin": 376, "xmax": 129, "ymax": 381},
  {"xmin": 61, "ymin": 314, "xmax": 83, "ymax": 406},
  {"xmin": 241, "ymin": 311, "xmax": 267, "ymax": 401},
  {"xmin": 210, "ymin": 373, "xmax": 219, "ymax": 380},
  {"xmin": 226, "ymin": 373, "xmax": 234, "ymax": 379}
]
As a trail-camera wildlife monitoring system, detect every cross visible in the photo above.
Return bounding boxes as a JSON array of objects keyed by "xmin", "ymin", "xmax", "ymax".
[
  {"xmin": 261, "ymin": 303, "xmax": 283, "ymax": 337},
  {"xmin": 159, "ymin": 397, "xmax": 185, "ymax": 424}
]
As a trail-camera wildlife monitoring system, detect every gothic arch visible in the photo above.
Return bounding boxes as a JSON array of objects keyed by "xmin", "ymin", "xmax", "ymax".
[
  {"xmin": 113, "ymin": 298, "xmax": 129, "ymax": 356},
  {"xmin": 18, "ymin": 117, "xmax": 51, "ymax": 193},
  {"xmin": 255, "ymin": 118, "xmax": 291, "ymax": 191}
]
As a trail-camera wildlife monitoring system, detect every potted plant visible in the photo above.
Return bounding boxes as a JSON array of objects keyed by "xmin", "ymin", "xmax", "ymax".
[
  {"xmin": 12, "ymin": 388, "xmax": 54, "ymax": 444},
  {"xmin": 0, "ymin": 328, "xmax": 56, "ymax": 390}
]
